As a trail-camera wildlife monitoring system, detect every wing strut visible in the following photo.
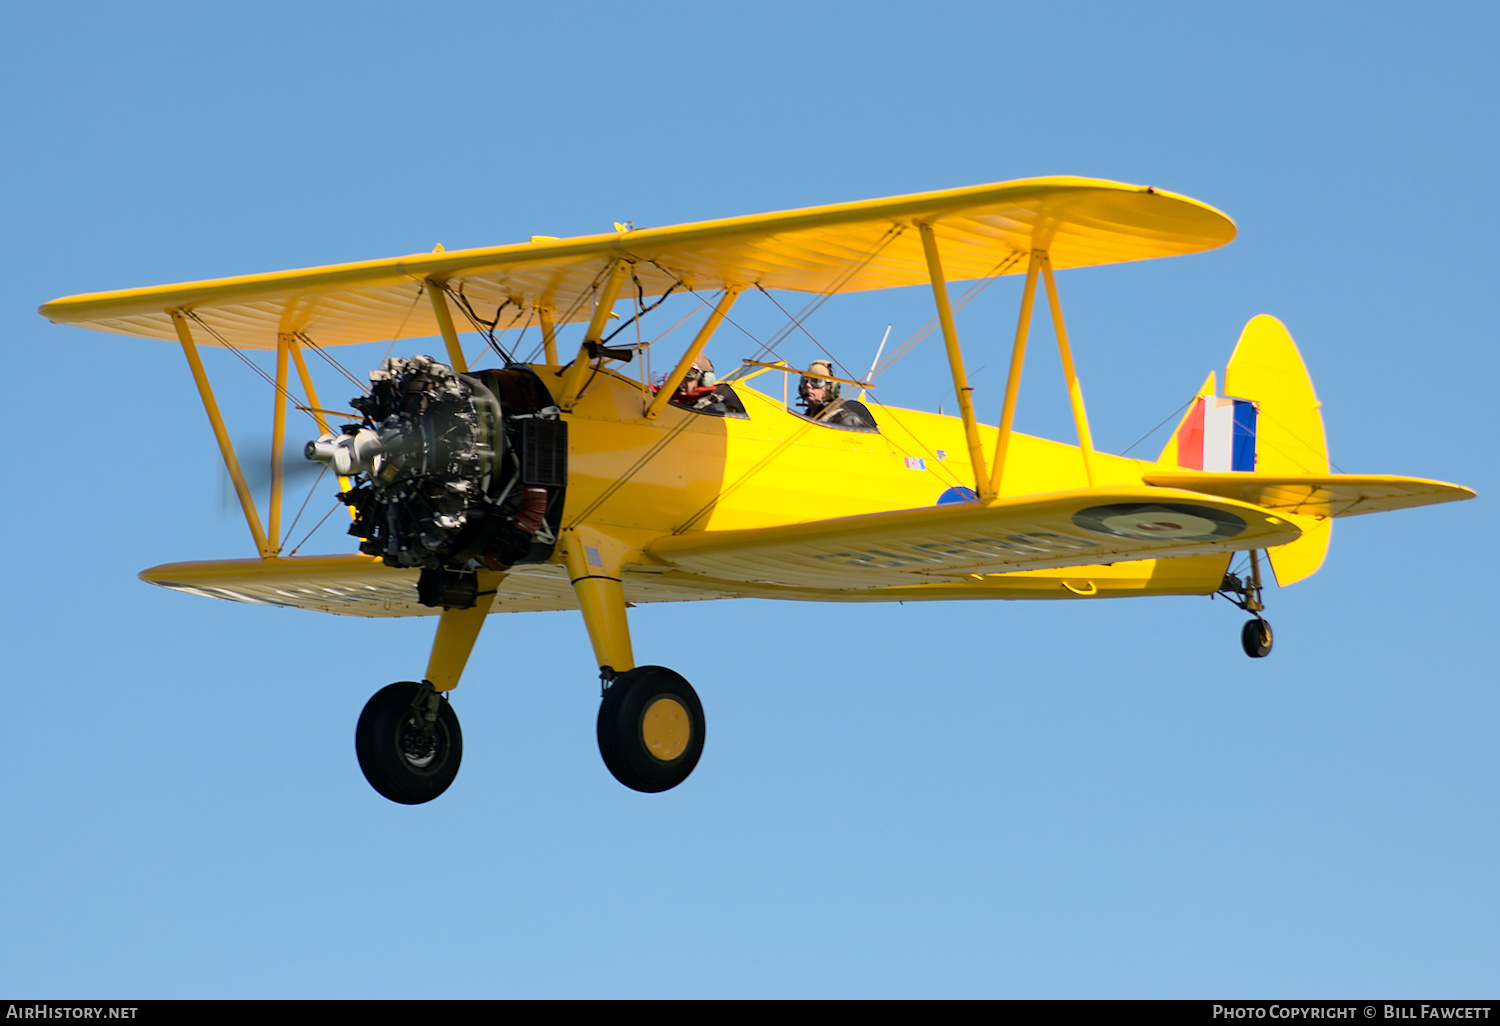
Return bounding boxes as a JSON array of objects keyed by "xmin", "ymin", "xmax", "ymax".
[
  {"xmin": 990, "ymin": 250, "xmax": 1041, "ymax": 494},
  {"xmin": 267, "ymin": 332, "xmax": 290, "ymax": 548},
  {"xmin": 644, "ymin": 286, "xmax": 743, "ymax": 420},
  {"xmin": 918, "ymin": 224, "xmax": 993, "ymax": 500},
  {"xmin": 559, "ymin": 259, "xmax": 631, "ymax": 410},
  {"xmin": 286, "ymin": 333, "xmax": 355, "ymax": 517},
  {"xmin": 171, "ymin": 310, "xmax": 272, "ymax": 557},
  {"xmin": 426, "ymin": 281, "xmax": 469, "ymax": 373},
  {"xmin": 919, "ymin": 232, "xmax": 1101, "ymax": 498},
  {"xmin": 987, "ymin": 250, "xmax": 1100, "ymax": 493},
  {"xmin": 538, "ymin": 306, "xmax": 558, "ymax": 365},
  {"xmin": 1039, "ymin": 252, "xmax": 1097, "ymax": 487}
]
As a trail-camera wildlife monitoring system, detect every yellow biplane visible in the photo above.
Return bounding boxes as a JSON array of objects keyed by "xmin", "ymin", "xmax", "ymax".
[{"xmin": 40, "ymin": 176, "xmax": 1474, "ymax": 803}]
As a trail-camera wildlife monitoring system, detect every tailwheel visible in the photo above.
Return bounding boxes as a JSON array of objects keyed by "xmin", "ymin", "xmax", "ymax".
[
  {"xmin": 355, "ymin": 681, "xmax": 463, "ymax": 804},
  {"xmin": 597, "ymin": 666, "xmax": 705, "ymax": 793},
  {"xmin": 1241, "ymin": 617, "xmax": 1273, "ymax": 659},
  {"xmin": 1219, "ymin": 549, "xmax": 1275, "ymax": 659}
]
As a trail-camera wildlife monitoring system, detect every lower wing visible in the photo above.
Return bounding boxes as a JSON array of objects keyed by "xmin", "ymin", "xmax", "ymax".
[{"xmin": 647, "ymin": 487, "xmax": 1301, "ymax": 590}]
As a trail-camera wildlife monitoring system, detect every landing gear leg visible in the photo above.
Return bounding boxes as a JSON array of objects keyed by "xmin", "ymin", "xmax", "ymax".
[
  {"xmin": 563, "ymin": 529, "xmax": 705, "ymax": 792},
  {"xmin": 353, "ymin": 572, "xmax": 500, "ymax": 804},
  {"xmin": 1219, "ymin": 550, "xmax": 1273, "ymax": 659}
]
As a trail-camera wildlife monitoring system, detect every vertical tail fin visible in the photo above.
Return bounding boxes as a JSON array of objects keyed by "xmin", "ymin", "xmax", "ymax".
[
  {"xmin": 1159, "ymin": 315, "xmax": 1332, "ymax": 585},
  {"xmin": 1224, "ymin": 315, "xmax": 1329, "ymax": 478},
  {"xmin": 1226, "ymin": 315, "xmax": 1330, "ymax": 586}
]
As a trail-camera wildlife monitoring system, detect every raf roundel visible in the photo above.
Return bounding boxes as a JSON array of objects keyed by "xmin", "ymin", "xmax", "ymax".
[{"xmin": 1071, "ymin": 503, "xmax": 1247, "ymax": 542}]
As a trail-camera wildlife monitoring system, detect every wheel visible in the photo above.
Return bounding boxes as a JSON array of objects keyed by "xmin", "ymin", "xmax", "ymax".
[
  {"xmin": 596, "ymin": 666, "xmax": 705, "ymax": 793},
  {"xmin": 1241, "ymin": 618, "xmax": 1273, "ymax": 659},
  {"xmin": 355, "ymin": 681, "xmax": 463, "ymax": 804}
]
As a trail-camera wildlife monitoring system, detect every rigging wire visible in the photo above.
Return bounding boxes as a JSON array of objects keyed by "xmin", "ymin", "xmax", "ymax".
[
  {"xmin": 670, "ymin": 417, "xmax": 825, "ymax": 534},
  {"xmin": 570, "ymin": 227, "xmax": 971, "ymax": 530},
  {"xmin": 182, "ymin": 311, "xmax": 309, "ymax": 414},
  {"xmin": 738, "ymin": 224, "xmax": 907, "ymax": 371},
  {"xmin": 296, "ymin": 331, "xmax": 370, "ymax": 394},
  {"xmin": 756, "ymin": 286, "xmax": 864, "ymax": 385},
  {"xmin": 550, "ymin": 265, "xmax": 682, "ymax": 400},
  {"xmin": 565, "ymin": 389, "xmax": 705, "ymax": 528},
  {"xmin": 868, "ymin": 251, "xmax": 1024, "ymax": 381},
  {"xmin": 287, "ymin": 499, "xmax": 343, "ymax": 557},
  {"xmin": 380, "ymin": 281, "xmax": 430, "ymax": 365},
  {"xmin": 446, "ymin": 282, "xmax": 517, "ymax": 363},
  {"xmin": 643, "ymin": 263, "xmax": 767, "ymax": 351},
  {"xmin": 633, "ymin": 295, "xmax": 713, "ymax": 378},
  {"xmin": 546, "ymin": 263, "xmax": 619, "ymax": 374},
  {"xmin": 280, "ymin": 465, "xmax": 329, "ymax": 547},
  {"xmin": 1118, "ymin": 398, "xmax": 1193, "ymax": 458},
  {"xmin": 509, "ymin": 310, "xmax": 535, "ymax": 363},
  {"xmin": 637, "ymin": 222, "xmax": 906, "ymax": 378},
  {"xmin": 601, "ymin": 270, "xmax": 680, "ymax": 345}
]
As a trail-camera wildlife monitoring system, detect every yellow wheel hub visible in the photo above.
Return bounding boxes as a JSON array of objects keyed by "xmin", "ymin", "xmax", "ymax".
[{"xmin": 640, "ymin": 697, "xmax": 691, "ymax": 763}]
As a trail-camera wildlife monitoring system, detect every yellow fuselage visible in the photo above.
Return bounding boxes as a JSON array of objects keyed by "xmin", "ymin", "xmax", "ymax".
[{"xmin": 558, "ymin": 367, "xmax": 1227, "ymax": 602}]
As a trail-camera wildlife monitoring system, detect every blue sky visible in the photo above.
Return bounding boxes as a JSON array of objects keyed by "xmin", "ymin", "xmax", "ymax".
[{"xmin": 2, "ymin": 1, "xmax": 1495, "ymax": 998}]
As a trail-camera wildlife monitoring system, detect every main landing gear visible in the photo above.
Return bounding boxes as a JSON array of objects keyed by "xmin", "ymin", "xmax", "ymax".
[
  {"xmin": 1219, "ymin": 549, "xmax": 1274, "ymax": 659},
  {"xmin": 354, "ymin": 571, "xmax": 497, "ymax": 804},
  {"xmin": 355, "ymin": 681, "xmax": 463, "ymax": 804},
  {"xmin": 565, "ymin": 528, "xmax": 705, "ymax": 794},
  {"xmin": 352, "ymin": 532, "xmax": 705, "ymax": 805},
  {"xmin": 597, "ymin": 666, "xmax": 705, "ymax": 793}
]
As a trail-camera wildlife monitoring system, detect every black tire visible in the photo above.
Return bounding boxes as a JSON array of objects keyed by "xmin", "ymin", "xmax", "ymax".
[
  {"xmin": 596, "ymin": 666, "xmax": 705, "ymax": 793},
  {"xmin": 355, "ymin": 681, "xmax": 463, "ymax": 804},
  {"xmin": 1241, "ymin": 618, "xmax": 1273, "ymax": 659}
]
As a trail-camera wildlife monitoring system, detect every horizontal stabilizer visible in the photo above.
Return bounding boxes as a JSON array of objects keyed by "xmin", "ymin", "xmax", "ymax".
[
  {"xmin": 648, "ymin": 487, "xmax": 1300, "ymax": 591},
  {"xmin": 1142, "ymin": 473, "xmax": 1475, "ymax": 518}
]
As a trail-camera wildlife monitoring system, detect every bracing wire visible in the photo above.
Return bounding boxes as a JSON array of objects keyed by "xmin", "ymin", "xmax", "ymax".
[
  {"xmin": 287, "ymin": 500, "xmax": 343, "ymax": 556},
  {"xmin": 868, "ymin": 250, "xmax": 1024, "ymax": 382},
  {"xmin": 739, "ymin": 224, "xmax": 907, "ymax": 371},
  {"xmin": 380, "ymin": 281, "xmax": 429, "ymax": 365},
  {"xmin": 1119, "ymin": 398, "xmax": 1193, "ymax": 458},
  {"xmin": 601, "ymin": 270, "xmax": 680, "ymax": 346},
  {"xmin": 296, "ymin": 331, "xmax": 370, "ymax": 393},
  {"xmin": 280, "ymin": 465, "xmax": 329, "ymax": 546},
  {"xmin": 446, "ymin": 282, "xmax": 517, "ymax": 363}
]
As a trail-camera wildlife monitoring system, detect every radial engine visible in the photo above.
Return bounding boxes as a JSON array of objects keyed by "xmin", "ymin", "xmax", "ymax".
[{"xmin": 305, "ymin": 355, "xmax": 566, "ymax": 607}]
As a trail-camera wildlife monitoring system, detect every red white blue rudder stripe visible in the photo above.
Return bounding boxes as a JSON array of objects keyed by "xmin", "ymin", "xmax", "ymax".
[{"xmin": 1174, "ymin": 396, "xmax": 1257, "ymax": 472}]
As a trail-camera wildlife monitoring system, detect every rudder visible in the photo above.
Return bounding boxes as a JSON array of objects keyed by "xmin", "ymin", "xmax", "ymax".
[
  {"xmin": 1159, "ymin": 315, "xmax": 1331, "ymax": 585},
  {"xmin": 1225, "ymin": 315, "xmax": 1331, "ymax": 585}
]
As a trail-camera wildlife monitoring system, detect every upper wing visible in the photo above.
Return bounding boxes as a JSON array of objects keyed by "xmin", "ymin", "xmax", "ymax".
[
  {"xmin": 40, "ymin": 177, "xmax": 1234, "ymax": 350},
  {"xmin": 646, "ymin": 487, "xmax": 1299, "ymax": 591},
  {"xmin": 1142, "ymin": 473, "xmax": 1476, "ymax": 517}
]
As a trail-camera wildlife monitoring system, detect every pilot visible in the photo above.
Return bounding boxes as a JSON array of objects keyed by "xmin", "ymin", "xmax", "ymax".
[
  {"xmin": 670, "ymin": 354, "xmax": 718, "ymax": 407},
  {"xmin": 797, "ymin": 360, "xmax": 871, "ymax": 428}
]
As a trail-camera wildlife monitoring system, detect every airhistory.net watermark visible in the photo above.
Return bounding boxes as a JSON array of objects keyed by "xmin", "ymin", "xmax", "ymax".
[{"xmin": 5, "ymin": 1007, "xmax": 137, "ymax": 1019}]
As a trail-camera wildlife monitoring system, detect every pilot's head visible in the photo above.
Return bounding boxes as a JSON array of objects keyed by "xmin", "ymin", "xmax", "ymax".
[
  {"xmin": 798, "ymin": 360, "xmax": 840, "ymax": 411},
  {"xmin": 683, "ymin": 353, "xmax": 715, "ymax": 389}
]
